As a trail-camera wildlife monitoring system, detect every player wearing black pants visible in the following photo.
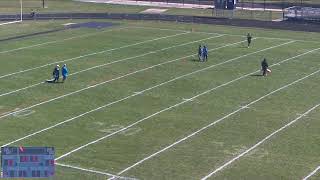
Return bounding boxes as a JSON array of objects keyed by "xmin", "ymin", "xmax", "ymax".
[
  {"xmin": 261, "ymin": 58, "xmax": 269, "ymax": 76},
  {"xmin": 247, "ymin": 33, "xmax": 252, "ymax": 48},
  {"xmin": 198, "ymin": 45, "xmax": 202, "ymax": 61},
  {"xmin": 202, "ymin": 46, "xmax": 208, "ymax": 61},
  {"xmin": 52, "ymin": 65, "xmax": 60, "ymax": 82}
]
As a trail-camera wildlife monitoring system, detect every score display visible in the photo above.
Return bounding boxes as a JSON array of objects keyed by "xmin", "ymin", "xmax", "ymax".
[{"xmin": 1, "ymin": 147, "xmax": 55, "ymax": 178}]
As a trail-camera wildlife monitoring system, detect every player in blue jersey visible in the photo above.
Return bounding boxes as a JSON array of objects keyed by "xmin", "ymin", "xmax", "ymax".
[
  {"xmin": 202, "ymin": 45, "xmax": 208, "ymax": 61},
  {"xmin": 62, "ymin": 64, "xmax": 69, "ymax": 82}
]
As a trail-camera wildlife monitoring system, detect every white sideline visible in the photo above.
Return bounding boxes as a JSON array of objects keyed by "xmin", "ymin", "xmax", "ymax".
[
  {"xmin": 0, "ymin": 31, "xmax": 188, "ymax": 80},
  {"xmin": 303, "ymin": 166, "xmax": 320, "ymax": 180},
  {"xmin": 56, "ymin": 163, "xmax": 138, "ymax": 180},
  {"xmin": 1, "ymin": 40, "xmax": 292, "ymax": 148},
  {"xmin": 0, "ymin": 33, "xmax": 221, "ymax": 98},
  {"xmin": 56, "ymin": 45, "xmax": 319, "ymax": 162},
  {"xmin": 0, "ymin": 26, "xmax": 128, "ymax": 55},
  {"xmin": 0, "ymin": 35, "xmax": 257, "ymax": 119},
  {"xmin": 202, "ymin": 107, "xmax": 320, "ymax": 180},
  {"xmin": 115, "ymin": 62, "xmax": 320, "ymax": 176}
]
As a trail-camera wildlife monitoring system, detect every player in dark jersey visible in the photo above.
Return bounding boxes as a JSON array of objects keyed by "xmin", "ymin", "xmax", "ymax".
[
  {"xmin": 261, "ymin": 58, "xmax": 269, "ymax": 76},
  {"xmin": 247, "ymin": 33, "xmax": 252, "ymax": 48},
  {"xmin": 198, "ymin": 45, "xmax": 203, "ymax": 61},
  {"xmin": 52, "ymin": 65, "xmax": 60, "ymax": 82}
]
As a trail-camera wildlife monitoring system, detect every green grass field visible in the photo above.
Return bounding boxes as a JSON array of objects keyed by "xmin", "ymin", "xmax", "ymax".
[{"xmin": 1, "ymin": 19, "xmax": 320, "ymax": 179}]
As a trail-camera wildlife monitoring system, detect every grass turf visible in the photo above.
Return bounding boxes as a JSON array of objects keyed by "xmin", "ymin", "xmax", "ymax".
[{"xmin": 0, "ymin": 19, "xmax": 320, "ymax": 179}]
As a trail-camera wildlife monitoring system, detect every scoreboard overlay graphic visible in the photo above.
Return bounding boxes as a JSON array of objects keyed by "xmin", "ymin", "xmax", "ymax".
[{"xmin": 1, "ymin": 147, "xmax": 55, "ymax": 178}]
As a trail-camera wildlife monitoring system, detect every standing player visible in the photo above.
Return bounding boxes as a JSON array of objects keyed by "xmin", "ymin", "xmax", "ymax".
[
  {"xmin": 247, "ymin": 33, "xmax": 252, "ymax": 48},
  {"xmin": 261, "ymin": 58, "xmax": 269, "ymax": 76},
  {"xmin": 198, "ymin": 45, "xmax": 203, "ymax": 61},
  {"xmin": 62, "ymin": 64, "xmax": 69, "ymax": 82},
  {"xmin": 53, "ymin": 65, "xmax": 60, "ymax": 83},
  {"xmin": 203, "ymin": 45, "xmax": 208, "ymax": 61}
]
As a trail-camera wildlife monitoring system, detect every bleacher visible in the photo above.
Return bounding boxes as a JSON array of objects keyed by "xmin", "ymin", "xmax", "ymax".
[{"xmin": 284, "ymin": 6, "xmax": 320, "ymax": 22}]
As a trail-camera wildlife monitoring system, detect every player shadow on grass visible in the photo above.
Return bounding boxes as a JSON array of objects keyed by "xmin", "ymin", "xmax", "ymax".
[
  {"xmin": 250, "ymin": 74, "xmax": 264, "ymax": 77},
  {"xmin": 45, "ymin": 80, "xmax": 64, "ymax": 84},
  {"xmin": 190, "ymin": 58, "xmax": 206, "ymax": 62}
]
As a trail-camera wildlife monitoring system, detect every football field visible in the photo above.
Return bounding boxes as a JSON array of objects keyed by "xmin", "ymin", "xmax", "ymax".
[{"xmin": 1, "ymin": 20, "xmax": 320, "ymax": 180}]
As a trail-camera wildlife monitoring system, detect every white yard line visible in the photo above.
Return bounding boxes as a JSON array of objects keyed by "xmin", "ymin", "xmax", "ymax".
[
  {"xmin": 303, "ymin": 166, "xmax": 320, "ymax": 180},
  {"xmin": 0, "ymin": 31, "xmax": 188, "ymax": 80},
  {"xmin": 0, "ymin": 26, "xmax": 128, "ymax": 54},
  {"xmin": 56, "ymin": 41, "xmax": 303, "ymax": 162},
  {"xmin": 0, "ymin": 32, "xmax": 218, "ymax": 98},
  {"xmin": 0, "ymin": 35, "xmax": 256, "ymax": 119},
  {"xmin": 0, "ymin": 40, "xmax": 291, "ymax": 148},
  {"xmin": 115, "ymin": 62, "xmax": 320, "ymax": 177},
  {"xmin": 56, "ymin": 163, "xmax": 138, "ymax": 180},
  {"xmin": 202, "ymin": 105, "xmax": 320, "ymax": 180}
]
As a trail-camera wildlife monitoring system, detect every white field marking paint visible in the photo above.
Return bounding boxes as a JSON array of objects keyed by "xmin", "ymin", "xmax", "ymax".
[
  {"xmin": 0, "ymin": 31, "xmax": 188, "ymax": 80},
  {"xmin": 0, "ymin": 38, "xmax": 253, "ymax": 150},
  {"xmin": 131, "ymin": 26, "xmax": 320, "ymax": 44},
  {"xmin": 296, "ymin": 113, "xmax": 307, "ymax": 117},
  {"xmin": 0, "ymin": 31, "xmax": 194, "ymax": 97},
  {"xmin": 0, "ymin": 20, "xmax": 22, "ymax": 26},
  {"xmin": 0, "ymin": 34, "xmax": 222, "ymax": 99},
  {"xmin": 0, "ymin": 26, "xmax": 128, "ymax": 55},
  {"xmin": 303, "ymin": 166, "xmax": 320, "ymax": 180},
  {"xmin": 67, "ymin": 34, "xmax": 223, "ymax": 77},
  {"xmin": 98, "ymin": 125, "xmax": 124, "ymax": 134},
  {"xmin": 202, "ymin": 104, "xmax": 320, "ymax": 180},
  {"xmin": 115, "ymin": 67, "xmax": 320, "ymax": 177},
  {"xmin": 12, "ymin": 109, "xmax": 35, "ymax": 117},
  {"xmin": 1, "ymin": 41, "xmax": 293, "ymax": 151},
  {"xmin": 239, "ymin": 105, "xmax": 250, "ymax": 109},
  {"xmin": 55, "ymin": 163, "xmax": 138, "ymax": 180},
  {"xmin": 54, "ymin": 41, "xmax": 295, "ymax": 161},
  {"xmin": 121, "ymin": 127, "xmax": 142, "ymax": 136},
  {"xmin": 0, "ymin": 34, "xmax": 244, "ymax": 117}
]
